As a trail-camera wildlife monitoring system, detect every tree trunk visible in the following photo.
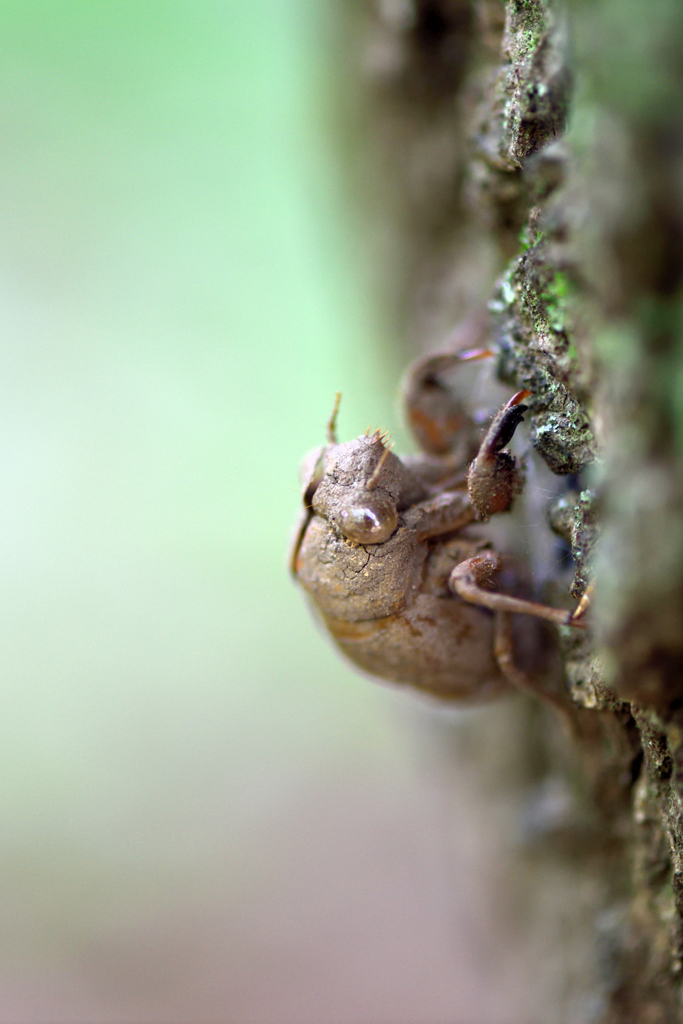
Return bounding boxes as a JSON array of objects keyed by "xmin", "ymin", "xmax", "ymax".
[{"xmin": 346, "ymin": 1, "xmax": 683, "ymax": 1019}]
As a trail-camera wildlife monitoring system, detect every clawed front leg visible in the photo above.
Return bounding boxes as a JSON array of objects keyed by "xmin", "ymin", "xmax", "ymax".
[{"xmin": 467, "ymin": 390, "xmax": 530, "ymax": 519}]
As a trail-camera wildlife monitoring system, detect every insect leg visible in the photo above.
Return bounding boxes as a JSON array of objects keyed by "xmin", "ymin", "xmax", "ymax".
[
  {"xmin": 466, "ymin": 390, "xmax": 530, "ymax": 519},
  {"xmin": 493, "ymin": 610, "xmax": 578, "ymax": 723},
  {"xmin": 402, "ymin": 489, "xmax": 476, "ymax": 540},
  {"xmin": 401, "ymin": 346, "xmax": 493, "ymax": 458},
  {"xmin": 449, "ymin": 552, "xmax": 588, "ymax": 629}
]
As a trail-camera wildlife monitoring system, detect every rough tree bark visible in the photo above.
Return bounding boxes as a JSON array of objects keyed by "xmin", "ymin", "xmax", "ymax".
[{"xmin": 343, "ymin": 1, "xmax": 683, "ymax": 1020}]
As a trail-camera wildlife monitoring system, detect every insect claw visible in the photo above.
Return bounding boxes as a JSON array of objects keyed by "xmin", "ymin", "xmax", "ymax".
[
  {"xmin": 507, "ymin": 389, "xmax": 532, "ymax": 408},
  {"xmin": 570, "ymin": 581, "xmax": 594, "ymax": 623},
  {"xmin": 458, "ymin": 347, "xmax": 495, "ymax": 362}
]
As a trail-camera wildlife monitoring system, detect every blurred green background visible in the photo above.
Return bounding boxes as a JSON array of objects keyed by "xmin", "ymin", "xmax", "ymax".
[{"xmin": 0, "ymin": 2, "xmax": 494, "ymax": 1021}]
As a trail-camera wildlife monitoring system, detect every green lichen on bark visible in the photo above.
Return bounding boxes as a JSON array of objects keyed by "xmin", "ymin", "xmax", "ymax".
[
  {"xmin": 475, "ymin": 0, "xmax": 569, "ymax": 170},
  {"xmin": 470, "ymin": 0, "xmax": 570, "ymax": 252},
  {"xmin": 565, "ymin": 0, "xmax": 683, "ymax": 1009},
  {"xmin": 490, "ymin": 0, "xmax": 683, "ymax": 1011},
  {"xmin": 470, "ymin": 0, "xmax": 597, "ymax": 476},
  {"xmin": 549, "ymin": 487, "xmax": 597, "ymax": 598},
  {"xmin": 351, "ymin": 0, "xmax": 683, "ymax": 1018},
  {"xmin": 491, "ymin": 230, "xmax": 597, "ymax": 474},
  {"xmin": 497, "ymin": 0, "xmax": 569, "ymax": 167}
]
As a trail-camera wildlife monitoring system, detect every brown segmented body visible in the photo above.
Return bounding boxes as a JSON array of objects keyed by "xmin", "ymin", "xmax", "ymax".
[
  {"xmin": 292, "ymin": 351, "xmax": 588, "ymax": 710},
  {"xmin": 293, "ymin": 435, "xmax": 509, "ymax": 701}
]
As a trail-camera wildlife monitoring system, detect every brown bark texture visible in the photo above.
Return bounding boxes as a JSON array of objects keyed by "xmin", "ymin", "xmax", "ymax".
[{"xmin": 344, "ymin": 0, "xmax": 683, "ymax": 1020}]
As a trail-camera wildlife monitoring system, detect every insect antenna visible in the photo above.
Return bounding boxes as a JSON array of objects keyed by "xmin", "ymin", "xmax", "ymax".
[
  {"xmin": 366, "ymin": 446, "xmax": 392, "ymax": 490},
  {"xmin": 326, "ymin": 392, "xmax": 341, "ymax": 444}
]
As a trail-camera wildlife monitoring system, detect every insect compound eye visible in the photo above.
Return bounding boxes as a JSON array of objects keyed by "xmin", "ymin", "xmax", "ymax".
[{"xmin": 338, "ymin": 497, "xmax": 398, "ymax": 545}]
